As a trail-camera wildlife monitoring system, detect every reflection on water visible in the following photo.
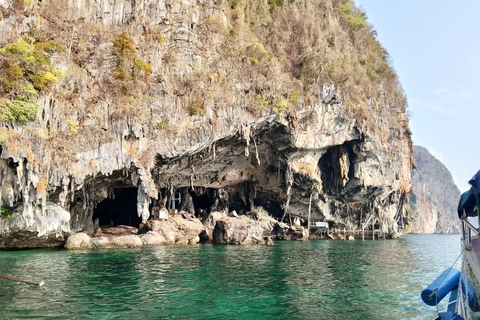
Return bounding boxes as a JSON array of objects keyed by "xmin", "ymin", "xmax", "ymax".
[{"xmin": 0, "ymin": 235, "xmax": 461, "ymax": 320}]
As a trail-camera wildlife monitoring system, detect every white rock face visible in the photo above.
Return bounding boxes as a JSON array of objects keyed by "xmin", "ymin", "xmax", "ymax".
[
  {"xmin": 110, "ymin": 235, "xmax": 143, "ymax": 248},
  {"xmin": 0, "ymin": 203, "xmax": 70, "ymax": 239},
  {"xmin": 140, "ymin": 232, "xmax": 167, "ymax": 246},
  {"xmin": 65, "ymin": 232, "xmax": 92, "ymax": 249}
]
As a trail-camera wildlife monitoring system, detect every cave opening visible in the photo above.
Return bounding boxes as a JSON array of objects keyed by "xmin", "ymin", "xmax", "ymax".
[
  {"xmin": 228, "ymin": 195, "xmax": 251, "ymax": 215},
  {"xmin": 319, "ymin": 147, "xmax": 338, "ymax": 195},
  {"xmin": 254, "ymin": 194, "xmax": 283, "ymax": 219},
  {"xmin": 319, "ymin": 143, "xmax": 357, "ymax": 195},
  {"xmin": 93, "ymin": 187, "xmax": 141, "ymax": 228},
  {"xmin": 189, "ymin": 188, "xmax": 216, "ymax": 217}
]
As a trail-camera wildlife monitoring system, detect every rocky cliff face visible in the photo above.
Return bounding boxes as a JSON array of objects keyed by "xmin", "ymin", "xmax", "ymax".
[
  {"xmin": 0, "ymin": 0, "xmax": 413, "ymax": 248},
  {"xmin": 409, "ymin": 146, "xmax": 460, "ymax": 234}
]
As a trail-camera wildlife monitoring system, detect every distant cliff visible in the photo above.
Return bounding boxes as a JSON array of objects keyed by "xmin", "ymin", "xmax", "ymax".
[{"xmin": 409, "ymin": 146, "xmax": 460, "ymax": 234}]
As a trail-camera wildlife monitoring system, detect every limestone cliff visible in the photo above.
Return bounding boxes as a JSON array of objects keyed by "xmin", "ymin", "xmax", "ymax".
[
  {"xmin": 0, "ymin": 0, "xmax": 413, "ymax": 248},
  {"xmin": 409, "ymin": 146, "xmax": 460, "ymax": 234}
]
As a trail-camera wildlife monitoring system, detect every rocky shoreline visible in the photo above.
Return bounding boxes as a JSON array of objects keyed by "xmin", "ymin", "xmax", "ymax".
[{"xmin": 65, "ymin": 210, "xmax": 307, "ymax": 250}]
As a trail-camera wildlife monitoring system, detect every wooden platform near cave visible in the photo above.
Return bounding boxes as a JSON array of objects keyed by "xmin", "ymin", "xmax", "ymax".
[{"xmin": 309, "ymin": 227, "xmax": 383, "ymax": 240}]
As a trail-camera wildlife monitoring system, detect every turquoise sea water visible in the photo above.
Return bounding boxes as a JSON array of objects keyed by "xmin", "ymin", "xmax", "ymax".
[{"xmin": 0, "ymin": 234, "xmax": 461, "ymax": 320}]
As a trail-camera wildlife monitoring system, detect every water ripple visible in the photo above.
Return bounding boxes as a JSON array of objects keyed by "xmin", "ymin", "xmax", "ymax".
[{"xmin": 0, "ymin": 234, "xmax": 461, "ymax": 320}]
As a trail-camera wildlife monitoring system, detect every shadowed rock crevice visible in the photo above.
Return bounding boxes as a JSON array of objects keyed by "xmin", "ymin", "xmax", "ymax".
[
  {"xmin": 319, "ymin": 142, "xmax": 358, "ymax": 196},
  {"xmin": 93, "ymin": 187, "xmax": 141, "ymax": 228},
  {"xmin": 253, "ymin": 192, "xmax": 284, "ymax": 220}
]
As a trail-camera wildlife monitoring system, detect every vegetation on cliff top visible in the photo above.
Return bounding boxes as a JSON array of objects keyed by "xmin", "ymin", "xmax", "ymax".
[
  {"xmin": 162, "ymin": 0, "xmax": 409, "ymax": 133},
  {"xmin": 0, "ymin": 35, "xmax": 64, "ymax": 124},
  {"xmin": 239, "ymin": 0, "xmax": 405, "ymax": 113},
  {"xmin": 0, "ymin": 0, "xmax": 410, "ymax": 156},
  {"xmin": 112, "ymin": 32, "xmax": 152, "ymax": 92}
]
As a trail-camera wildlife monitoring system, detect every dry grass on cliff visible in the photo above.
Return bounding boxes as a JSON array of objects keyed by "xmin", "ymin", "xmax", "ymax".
[
  {"xmin": 0, "ymin": 0, "xmax": 410, "ymax": 160},
  {"xmin": 225, "ymin": 0, "xmax": 407, "ymax": 119},
  {"xmin": 28, "ymin": 0, "xmax": 407, "ymax": 122}
]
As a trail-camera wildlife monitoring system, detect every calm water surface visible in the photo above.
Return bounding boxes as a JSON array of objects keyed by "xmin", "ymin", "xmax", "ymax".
[{"xmin": 0, "ymin": 234, "xmax": 461, "ymax": 320}]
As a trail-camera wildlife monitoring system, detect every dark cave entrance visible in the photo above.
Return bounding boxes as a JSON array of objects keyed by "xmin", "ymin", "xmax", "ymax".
[
  {"xmin": 228, "ymin": 192, "xmax": 252, "ymax": 215},
  {"xmin": 254, "ymin": 194, "xmax": 283, "ymax": 219},
  {"xmin": 160, "ymin": 184, "xmax": 283, "ymax": 219},
  {"xmin": 92, "ymin": 187, "xmax": 141, "ymax": 228},
  {"xmin": 189, "ymin": 188, "xmax": 215, "ymax": 217},
  {"xmin": 319, "ymin": 143, "xmax": 357, "ymax": 195}
]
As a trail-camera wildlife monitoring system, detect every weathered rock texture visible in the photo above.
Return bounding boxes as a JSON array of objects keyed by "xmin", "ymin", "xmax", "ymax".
[
  {"xmin": 211, "ymin": 210, "xmax": 304, "ymax": 244},
  {"xmin": 65, "ymin": 211, "xmax": 298, "ymax": 249},
  {"xmin": 0, "ymin": 0, "xmax": 413, "ymax": 247},
  {"xmin": 409, "ymin": 146, "xmax": 461, "ymax": 234}
]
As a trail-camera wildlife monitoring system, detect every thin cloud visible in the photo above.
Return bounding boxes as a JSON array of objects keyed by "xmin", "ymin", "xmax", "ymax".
[
  {"xmin": 432, "ymin": 88, "xmax": 475, "ymax": 101},
  {"xmin": 432, "ymin": 88, "xmax": 452, "ymax": 96}
]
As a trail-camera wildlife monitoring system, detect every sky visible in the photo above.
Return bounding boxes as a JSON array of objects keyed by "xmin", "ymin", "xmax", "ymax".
[{"xmin": 354, "ymin": 0, "xmax": 480, "ymax": 192}]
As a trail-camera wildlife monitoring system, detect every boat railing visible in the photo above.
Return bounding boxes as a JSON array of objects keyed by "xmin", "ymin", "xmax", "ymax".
[{"xmin": 462, "ymin": 218, "xmax": 478, "ymax": 245}]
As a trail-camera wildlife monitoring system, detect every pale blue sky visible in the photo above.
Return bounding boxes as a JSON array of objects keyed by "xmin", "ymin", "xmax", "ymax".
[{"xmin": 354, "ymin": 0, "xmax": 480, "ymax": 191}]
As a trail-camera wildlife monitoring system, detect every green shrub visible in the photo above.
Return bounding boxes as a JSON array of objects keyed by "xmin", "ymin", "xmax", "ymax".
[
  {"xmin": 5, "ymin": 61, "xmax": 23, "ymax": 81},
  {"xmin": 346, "ymin": 15, "xmax": 366, "ymax": 32},
  {"xmin": 112, "ymin": 66, "xmax": 129, "ymax": 81},
  {"xmin": 30, "ymin": 71, "xmax": 59, "ymax": 89},
  {"xmin": 0, "ymin": 40, "xmax": 31, "ymax": 56},
  {"xmin": 374, "ymin": 63, "xmax": 391, "ymax": 77},
  {"xmin": 0, "ymin": 207, "xmax": 11, "ymax": 218},
  {"xmin": 253, "ymin": 206, "xmax": 271, "ymax": 216},
  {"xmin": 273, "ymin": 100, "xmax": 288, "ymax": 116},
  {"xmin": 268, "ymin": 0, "xmax": 284, "ymax": 8},
  {"xmin": 247, "ymin": 43, "xmax": 273, "ymax": 65},
  {"xmin": 189, "ymin": 104, "xmax": 205, "ymax": 116},
  {"xmin": 34, "ymin": 40, "xmax": 64, "ymax": 55},
  {"xmin": 113, "ymin": 32, "xmax": 136, "ymax": 60},
  {"xmin": 156, "ymin": 116, "xmax": 169, "ymax": 130},
  {"xmin": 247, "ymin": 56, "xmax": 260, "ymax": 65},
  {"xmin": 255, "ymin": 94, "xmax": 270, "ymax": 110},
  {"xmin": 287, "ymin": 90, "xmax": 298, "ymax": 103},
  {"xmin": 0, "ymin": 38, "xmax": 64, "ymax": 97},
  {"xmin": 228, "ymin": 29, "xmax": 235, "ymax": 40},
  {"xmin": 65, "ymin": 120, "xmax": 77, "ymax": 133},
  {"xmin": 112, "ymin": 32, "xmax": 152, "ymax": 81},
  {"xmin": 0, "ymin": 98, "xmax": 38, "ymax": 125},
  {"xmin": 134, "ymin": 58, "xmax": 152, "ymax": 75},
  {"xmin": 339, "ymin": 2, "xmax": 366, "ymax": 32}
]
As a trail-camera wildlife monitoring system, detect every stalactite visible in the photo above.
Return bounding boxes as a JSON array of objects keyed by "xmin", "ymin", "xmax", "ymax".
[
  {"xmin": 254, "ymin": 139, "xmax": 260, "ymax": 166},
  {"xmin": 277, "ymin": 159, "xmax": 281, "ymax": 187},
  {"xmin": 242, "ymin": 124, "xmax": 251, "ymax": 157},
  {"xmin": 136, "ymin": 184, "xmax": 150, "ymax": 223},
  {"xmin": 281, "ymin": 164, "xmax": 294, "ymax": 223}
]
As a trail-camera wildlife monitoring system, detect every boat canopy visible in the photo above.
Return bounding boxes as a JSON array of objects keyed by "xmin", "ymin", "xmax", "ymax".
[{"xmin": 458, "ymin": 170, "xmax": 480, "ymax": 218}]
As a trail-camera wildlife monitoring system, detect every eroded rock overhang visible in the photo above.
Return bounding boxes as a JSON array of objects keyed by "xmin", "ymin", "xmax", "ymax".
[{"xmin": 0, "ymin": 84, "xmax": 411, "ymax": 247}]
